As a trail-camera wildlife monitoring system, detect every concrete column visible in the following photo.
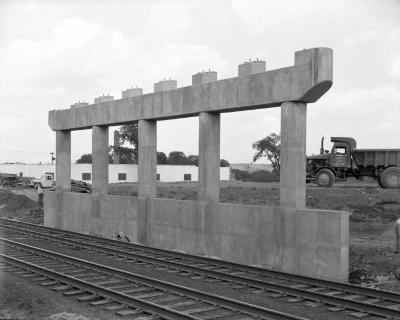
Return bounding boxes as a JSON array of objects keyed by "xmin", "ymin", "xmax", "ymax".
[
  {"xmin": 280, "ymin": 102, "xmax": 307, "ymax": 209},
  {"xmin": 138, "ymin": 120, "xmax": 157, "ymax": 198},
  {"xmin": 92, "ymin": 126, "xmax": 109, "ymax": 195},
  {"xmin": 198, "ymin": 112, "xmax": 220, "ymax": 202},
  {"xmin": 56, "ymin": 130, "xmax": 71, "ymax": 192}
]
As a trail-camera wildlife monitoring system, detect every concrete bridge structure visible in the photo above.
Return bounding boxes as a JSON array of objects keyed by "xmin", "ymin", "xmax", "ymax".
[{"xmin": 45, "ymin": 47, "xmax": 349, "ymax": 282}]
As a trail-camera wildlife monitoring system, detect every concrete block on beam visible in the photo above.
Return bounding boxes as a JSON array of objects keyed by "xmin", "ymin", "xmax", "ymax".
[
  {"xmin": 154, "ymin": 79, "xmax": 177, "ymax": 92},
  {"xmin": 94, "ymin": 95, "xmax": 114, "ymax": 104},
  {"xmin": 70, "ymin": 102, "xmax": 89, "ymax": 109},
  {"xmin": 192, "ymin": 71, "xmax": 217, "ymax": 85},
  {"xmin": 238, "ymin": 59, "xmax": 266, "ymax": 77},
  {"xmin": 122, "ymin": 87, "xmax": 143, "ymax": 99}
]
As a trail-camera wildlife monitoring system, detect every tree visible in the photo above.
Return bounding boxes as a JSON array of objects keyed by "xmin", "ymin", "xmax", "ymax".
[
  {"xmin": 157, "ymin": 151, "xmax": 168, "ymax": 164},
  {"xmin": 187, "ymin": 155, "xmax": 198, "ymax": 166},
  {"xmin": 116, "ymin": 146, "xmax": 136, "ymax": 164},
  {"xmin": 168, "ymin": 151, "xmax": 187, "ymax": 165},
  {"xmin": 252, "ymin": 133, "xmax": 281, "ymax": 173},
  {"xmin": 76, "ymin": 153, "xmax": 92, "ymax": 164},
  {"xmin": 220, "ymin": 159, "xmax": 230, "ymax": 167},
  {"xmin": 118, "ymin": 123, "xmax": 138, "ymax": 161}
]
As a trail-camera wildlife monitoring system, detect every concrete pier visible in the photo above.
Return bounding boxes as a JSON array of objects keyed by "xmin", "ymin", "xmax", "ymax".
[
  {"xmin": 198, "ymin": 112, "xmax": 220, "ymax": 202},
  {"xmin": 56, "ymin": 130, "xmax": 71, "ymax": 192},
  {"xmin": 280, "ymin": 102, "xmax": 307, "ymax": 209},
  {"xmin": 92, "ymin": 126, "xmax": 109, "ymax": 196},
  {"xmin": 55, "ymin": 130, "xmax": 71, "ymax": 229},
  {"xmin": 138, "ymin": 120, "xmax": 157, "ymax": 198}
]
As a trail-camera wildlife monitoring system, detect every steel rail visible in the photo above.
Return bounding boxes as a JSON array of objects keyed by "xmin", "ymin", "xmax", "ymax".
[
  {"xmin": 1, "ymin": 219, "xmax": 400, "ymax": 314},
  {"xmin": 0, "ymin": 238, "xmax": 307, "ymax": 320},
  {"xmin": 0, "ymin": 254, "xmax": 200, "ymax": 320}
]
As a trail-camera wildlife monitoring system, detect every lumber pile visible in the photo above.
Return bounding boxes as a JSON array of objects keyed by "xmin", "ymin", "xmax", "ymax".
[
  {"xmin": 71, "ymin": 179, "xmax": 92, "ymax": 193},
  {"xmin": 0, "ymin": 173, "xmax": 31, "ymax": 187}
]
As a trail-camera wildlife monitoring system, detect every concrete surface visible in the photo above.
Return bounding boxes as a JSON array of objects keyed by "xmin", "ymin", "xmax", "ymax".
[
  {"xmin": 93, "ymin": 95, "xmax": 114, "ymax": 104},
  {"xmin": 192, "ymin": 71, "xmax": 217, "ymax": 85},
  {"xmin": 280, "ymin": 102, "xmax": 307, "ymax": 209},
  {"xmin": 44, "ymin": 192, "xmax": 349, "ymax": 281},
  {"xmin": 92, "ymin": 126, "xmax": 109, "ymax": 196},
  {"xmin": 154, "ymin": 79, "xmax": 177, "ymax": 93},
  {"xmin": 122, "ymin": 87, "xmax": 143, "ymax": 99},
  {"xmin": 45, "ymin": 47, "xmax": 347, "ymax": 281},
  {"xmin": 198, "ymin": 112, "xmax": 220, "ymax": 202},
  {"xmin": 238, "ymin": 60, "xmax": 266, "ymax": 77},
  {"xmin": 48, "ymin": 48, "xmax": 333, "ymax": 131},
  {"xmin": 70, "ymin": 102, "xmax": 89, "ymax": 109},
  {"xmin": 55, "ymin": 130, "xmax": 71, "ymax": 193},
  {"xmin": 138, "ymin": 120, "xmax": 157, "ymax": 198}
]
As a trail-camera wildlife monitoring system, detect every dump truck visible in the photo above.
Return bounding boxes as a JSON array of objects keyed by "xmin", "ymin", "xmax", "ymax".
[{"xmin": 306, "ymin": 137, "xmax": 400, "ymax": 188}]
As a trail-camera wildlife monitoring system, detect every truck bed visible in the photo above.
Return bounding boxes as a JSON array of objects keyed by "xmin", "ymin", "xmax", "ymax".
[{"xmin": 354, "ymin": 149, "xmax": 400, "ymax": 168}]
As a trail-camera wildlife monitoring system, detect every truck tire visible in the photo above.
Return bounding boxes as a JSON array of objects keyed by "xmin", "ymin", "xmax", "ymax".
[
  {"xmin": 315, "ymin": 169, "xmax": 335, "ymax": 187},
  {"xmin": 379, "ymin": 167, "xmax": 400, "ymax": 189}
]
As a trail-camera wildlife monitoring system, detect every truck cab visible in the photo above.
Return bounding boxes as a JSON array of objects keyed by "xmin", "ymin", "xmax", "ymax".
[
  {"xmin": 29, "ymin": 173, "xmax": 55, "ymax": 189},
  {"xmin": 329, "ymin": 137, "xmax": 356, "ymax": 169},
  {"xmin": 307, "ymin": 137, "xmax": 357, "ymax": 187}
]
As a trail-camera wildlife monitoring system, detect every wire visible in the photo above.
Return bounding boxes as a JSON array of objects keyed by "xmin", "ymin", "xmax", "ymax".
[{"xmin": 0, "ymin": 149, "xmax": 52, "ymax": 154}]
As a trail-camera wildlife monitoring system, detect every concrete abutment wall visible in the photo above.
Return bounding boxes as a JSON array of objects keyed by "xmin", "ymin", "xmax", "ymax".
[{"xmin": 44, "ymin": 191, "xmax": 349, "ymax": 281}]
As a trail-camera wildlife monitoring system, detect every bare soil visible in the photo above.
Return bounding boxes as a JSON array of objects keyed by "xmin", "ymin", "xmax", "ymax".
[
  {"xmin": 109, "ymin": 180, "xmax": 400, "ymax": 282},
  {"xmin": 1, "ymin": 181, "xmax": 400, "ymax": 318}
]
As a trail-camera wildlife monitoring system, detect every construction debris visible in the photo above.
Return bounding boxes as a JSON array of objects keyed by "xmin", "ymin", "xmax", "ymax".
[
  {"xmin": 71, "ymin": 179, "xmax": 92, "ymax": 193},
  {"xmin": 49, "ymin": 180, "xmax": 91, "ymax": 193},
  {"xmin": 0, "ymin": 173, "xmax": 31, "ymax": 187}
]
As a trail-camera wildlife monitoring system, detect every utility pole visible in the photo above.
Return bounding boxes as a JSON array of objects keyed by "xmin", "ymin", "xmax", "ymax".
[{"xmin": 50, "ymin": 152, "xmax": 55, "ymax": 165}]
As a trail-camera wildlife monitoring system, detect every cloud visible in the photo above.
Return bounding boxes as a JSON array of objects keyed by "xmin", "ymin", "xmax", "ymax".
[
  {"xmin": 0, "ymin": 0, "xmax": 399, "ymax": 164},
  {"xmin": 390, "ymin": 56, "xmax": 400, "ymax": 80},
  {"xmin": 307, "ymin": 85, "xmax": 400, "ymax": 152}
]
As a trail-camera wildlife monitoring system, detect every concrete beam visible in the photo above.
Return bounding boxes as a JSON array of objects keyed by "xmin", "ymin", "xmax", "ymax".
[
  {"xmin": 138, "ymin": 120, "xmax": 157, "ymax": 198},
  {"xmin": 280, "ymin": 102, "xmax": 307, "ymax": 209},
  {"xmin": 198, "ymin": 112, "xmax": 220, "ymax": 202},
  {"xmin": 92, "ymin": 126, "xmax": 109, "ymax": 195},
  {"xmin": 48, "ymin": 48, "xmax": 333, "ymax": 131},
  {"xmin": 56, "ymin": 130, "xmax": 71, "ymax": 192}
]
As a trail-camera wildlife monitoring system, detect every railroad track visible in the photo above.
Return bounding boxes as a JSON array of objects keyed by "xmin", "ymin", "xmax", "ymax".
[
  {"xmin": 0, "ymin": 238, "xmax": 305, "ymax": 320},
  {"xmin": 1, "ymin": 218, "xmax": 400, "ymax": 319}
]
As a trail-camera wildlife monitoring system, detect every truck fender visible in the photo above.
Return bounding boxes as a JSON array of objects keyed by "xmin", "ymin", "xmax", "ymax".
[{"xmin": 315, "ymin": 166, "xmax": 336, "ymax": 177}]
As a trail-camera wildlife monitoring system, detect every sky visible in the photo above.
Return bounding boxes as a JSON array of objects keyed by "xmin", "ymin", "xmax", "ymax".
[{"xmin": 0, "ymin": 0, "xmax": 399, "ymax": 164}]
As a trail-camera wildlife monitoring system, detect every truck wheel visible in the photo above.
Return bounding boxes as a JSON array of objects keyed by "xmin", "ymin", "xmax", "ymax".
[
  {"xmin": 315, "ymin": 169, "xmax": 335, "ymax": 187},
  {"xmin": 380, "ymin": 167, "xmax": 400, "ymax": 189}
]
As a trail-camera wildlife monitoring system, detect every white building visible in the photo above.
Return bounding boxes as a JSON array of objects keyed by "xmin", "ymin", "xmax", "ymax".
[{"xmin": 0, "ymin": 164, "xmax": 230, "ymax": 183}]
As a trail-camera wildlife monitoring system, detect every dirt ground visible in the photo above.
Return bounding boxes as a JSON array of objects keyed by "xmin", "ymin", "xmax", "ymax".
[
  {"xmin": 109, "ymin": 180, "xmax": 400, "ymax": 279},
  {"xmin": 1, "ymin": 181, "xmax": 400, "ymax": 318},
  {"xmin": 3, "ymin": 181, "xmax": 400, "ymax": 279}
]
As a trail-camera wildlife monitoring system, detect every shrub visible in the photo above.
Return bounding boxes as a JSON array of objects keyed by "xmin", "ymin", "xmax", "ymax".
[{"xmin": 231, "ymin": 169, "xmax": 279, "ymax": 182}]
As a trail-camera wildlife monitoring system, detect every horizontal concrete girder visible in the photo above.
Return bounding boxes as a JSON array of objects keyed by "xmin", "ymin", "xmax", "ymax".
[{"xmin": 48, "ymin": 47, "xmax": 332, "ymax": 131}]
